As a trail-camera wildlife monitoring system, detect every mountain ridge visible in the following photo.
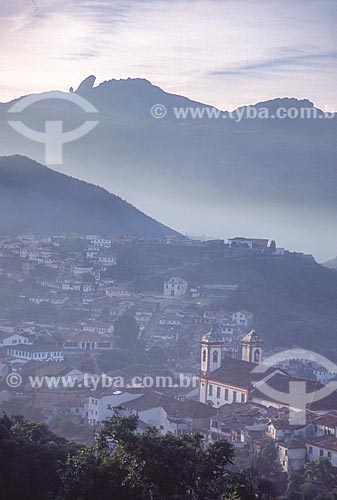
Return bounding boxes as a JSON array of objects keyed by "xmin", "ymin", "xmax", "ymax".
[
  {"xmin": 0, "ymin": 155, "xmax": 179, "ymax": 238},
  {"xmin": 0, "ymin": 76, "xmax": 336, "ymax": 259}
]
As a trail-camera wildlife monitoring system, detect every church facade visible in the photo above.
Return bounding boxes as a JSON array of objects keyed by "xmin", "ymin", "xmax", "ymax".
[
  {"xmin": 198, "ymin": 325, "xmax": 337, "ymax": 415},
  {"xmin": 198, "ymin": 326, "xmax": 277, "ymax": 407}
]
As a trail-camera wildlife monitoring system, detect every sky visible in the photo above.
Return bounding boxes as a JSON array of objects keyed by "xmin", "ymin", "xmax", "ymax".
[{"xmin": 1, "ymin": 0, "xmax": 337, "ymax": 111}]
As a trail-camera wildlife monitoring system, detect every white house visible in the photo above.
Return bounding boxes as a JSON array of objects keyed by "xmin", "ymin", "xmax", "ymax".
[
  {"xmin": 267, "ymin": 419, "xmax": 310, "ymax": 442},
  {"xmin": 0, "ymin": 332, "xmax": 33, "ymax": 347},
  {"xmin": 278, "ymin": 441, "xmax": 306, "ymax": 472},
  {"xmin": 97, "ymin": 255, "xmax": 117, "ymax": 267},
  {"xmin": 164, "ymin": 277, "xmax": 188, "ymax": 297},
  {"xmin": 231, "ymin": 311, "xmax": 254, "ymax": 329},
  {"xmin": 306, "ymin": 436, "xmax": 337, "ymax": 467},
  {"xmin": 29, "ymin": 296, "xmax": 50, "ymax": 305},
  {"xmin": 121, "ymin": 391, "xmax": 217, "ymax": 436},
  {"xmin": 313, "ymin": 413, "xmax": 337, "ymax": 438},
  {"xmin": 73, "ymin": 266, "xmax": 94, "ymax": 277},
  {"xmin": 63, "ymin": 332, "xmax": 113, "ymax": 351},
  {"xmin": 87, "ymin": 391, "xmax": 143, "ymax": 426},
  {"xmin": 82, "ymin": 322, "xmax": 114, "ymax": 335},
  {"xmin": 7, "ymin": 344, "xmax": 64, "ymax": 362},
  {"xmin": 106, "ymin": 286, "xmax": 131, "ymax": 298},
  {"xmin": 159, "ymin": 315, "xmax": 182, "ymax": 327},
  {"xmin": 86, "ymin": 236, "xmax": 112, "ymax": 249}
]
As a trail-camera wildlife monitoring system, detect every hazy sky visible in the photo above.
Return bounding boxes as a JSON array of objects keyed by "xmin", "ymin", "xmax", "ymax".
[{"xmin": 1, "ymin": 0, "xmax": 337, "ymax": 111}]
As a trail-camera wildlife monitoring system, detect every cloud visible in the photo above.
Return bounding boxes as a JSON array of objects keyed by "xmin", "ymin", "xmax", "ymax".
[
  {"xmin": 0, "ymin": 0, "xmax": 336, "ymax": 111},
  {"xmin": 210, "ymin": 51, "xmax": 337, "ymax": 77}
]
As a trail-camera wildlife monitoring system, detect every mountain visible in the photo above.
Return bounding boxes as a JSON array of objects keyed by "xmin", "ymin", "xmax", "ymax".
[
  {"xmin": 0, "ymin": 155, "xmax": 178, "ymax": 237},
  {"xmin": 1, "ymin": 76, "xmax": 337, "ymax": 259},
  {"xmin": 322, "ymin": 257, "xmax": 337, "ymax": 270}
]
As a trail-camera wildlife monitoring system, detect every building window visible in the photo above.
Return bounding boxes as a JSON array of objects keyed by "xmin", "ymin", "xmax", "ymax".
[
  {"xmin": 202, "ymin": 350, "xmax": 207, "ymax": 363},
  {"xmin": 225, "ymin": 389, "xmax": 229, "ymax": 401},
  {"xmin": 308, "ymin": 447, "xmax": 313, "ymax": 455},
  {"xmin": 328, "ymin": 451, "xmax": 332, "ymax": 460},
  {"xmin": 241, "ymin": 393, "xmax": 245, "ymax": 403},
  {"xmin": 320, "ymin": 450, "xmax": 324, "ymax": 457},
  {"xmin": 216, "ymin": 387, "xmax": 221, "ymax": 399},
  {"xmin": 208, "ymin": 385, "xmax": 213, "ymax": 396},
  {"xmin": 233, "ymin": 391, "xmax": 237, "ymax": 402},
  {"xmin": 213, "ymin": 350, "xmax": 218, "ymax": 364}
]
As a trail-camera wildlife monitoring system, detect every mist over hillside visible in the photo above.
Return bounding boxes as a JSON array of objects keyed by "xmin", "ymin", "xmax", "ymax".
[
  {"xmin": 0, "ymin": 155, "xmax": 178, "ymax": 238},
  {"xmin": 0, "ymin": 76, "xmax": 336, "ymax": 259}
]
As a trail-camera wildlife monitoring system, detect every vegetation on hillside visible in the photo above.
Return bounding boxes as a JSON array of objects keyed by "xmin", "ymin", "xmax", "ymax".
[
  {"xmin": 1, "ymin": 411, "xmax": 337, "ymax": 500},
  {"xmin": 0, "ymin": 155, "xmax": 177, "ymax": 237}
]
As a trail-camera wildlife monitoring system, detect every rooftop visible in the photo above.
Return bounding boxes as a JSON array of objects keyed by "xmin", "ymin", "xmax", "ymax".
[
  {"xmin": 306, "ymin": 436, "xmax": 337, "ymax": 452},
  {"xmin": 204, "ymin": 357, "xmax": 279, "ymax": 390}
]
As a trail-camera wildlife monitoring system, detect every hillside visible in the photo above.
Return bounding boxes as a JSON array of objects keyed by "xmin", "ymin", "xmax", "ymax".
[
  {"xmin": 186, "ymin": 255, "xmax": 337, "ymax": 356},
  {"xmin": 1, "ymin": 76, "xmax": 337, "ymax": 259},
  {"xmin": 116, "ymin": 242, "xmax": 337, "ymax": 356},
  {"xmin": 0, "ymin": 155, "xmax": 178, "ymax": 238}
]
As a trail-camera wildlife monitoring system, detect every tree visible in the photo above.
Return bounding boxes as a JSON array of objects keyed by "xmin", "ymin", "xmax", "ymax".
[
  {"xmin": 61, "ymin": 408, "xmax": 237, "ymax": 500},
  {"xmin": 113, "ymin": 314, "xmax": 139, "ymax": 349},
  {"xmin": 269, "ymin": 240, "xmax": 277, "ymax": 253},
  {"xmin": 147, "ymin": 346, "xmax": 167, "ymax": 365},
  {"xmin": 98, "ymin": 349, "xmax": 135, "ymax": 372},
  {"xmin": 0, "ymin": 415, "xmax": 80, "ymax": 500},
  {"xmin": 0, "ymin": 412, "xmax": 286, "ymax": 500},
  {"xmin": 234, "ymin": 468, "xmax": 277, "ymax": 500},
  {"xmin": 285, "ymin": 469, "xmax": 305, "ymax": 500},
  {"xmin": 304, "ymin": 457, "xmax": 337, "ymax": 499},
  {"xmin": 254, "ymin": 437, "xmax": 281, "ymax": 479}
]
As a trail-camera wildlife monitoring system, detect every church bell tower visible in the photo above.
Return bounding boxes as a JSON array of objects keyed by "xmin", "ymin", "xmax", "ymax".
[
  {"xmin": 200, "ymin": 323, "xmax": 223, "ymax": 376},
  {"xmin": 241, "ymin": 330, "xmax": 263, "ymax": 363}
]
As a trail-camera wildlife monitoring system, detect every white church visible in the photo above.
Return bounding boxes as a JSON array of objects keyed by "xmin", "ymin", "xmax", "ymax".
[
  {"xmin": 198, "ymin": 324, "xmax": 337, "ymax": 413},
  {"xmin": 198, "ymin": 325, "xmax": 270, "ymax": 407}
]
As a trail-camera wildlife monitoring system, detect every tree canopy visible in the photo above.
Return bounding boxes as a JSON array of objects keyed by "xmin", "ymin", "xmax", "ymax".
[{"xmin": 0, "ymin": 411, "xmax": 277, "ymax": 500}]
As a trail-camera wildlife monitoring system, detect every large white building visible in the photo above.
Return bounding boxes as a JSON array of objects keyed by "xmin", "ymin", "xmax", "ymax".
[
  {"xmin": 88, "ymin": 389, "xmax": 216, "ymax": 435},
  {"xmin": 7, "ymin": 344, "xmax": 64, "ymax": 362},
  {"xmin": 164, "ymin": 277, "xmax": 188, "ymax": 297}
]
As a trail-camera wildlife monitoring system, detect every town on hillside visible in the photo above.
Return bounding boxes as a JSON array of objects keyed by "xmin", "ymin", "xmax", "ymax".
[{"xmin": 0, "ymin": 232, "xmax": 336, "ymax": 477}]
